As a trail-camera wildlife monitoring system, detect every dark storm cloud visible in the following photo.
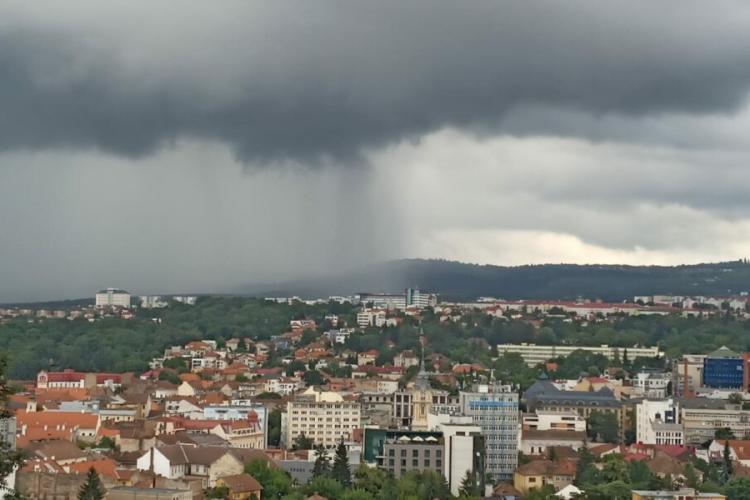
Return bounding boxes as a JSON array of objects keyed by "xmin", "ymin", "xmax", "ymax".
[{"xmin": 2, "ymin": 1, "xmax": 750, "ymax": 162}]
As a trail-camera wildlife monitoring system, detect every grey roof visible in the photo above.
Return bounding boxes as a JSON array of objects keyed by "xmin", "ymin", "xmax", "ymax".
[
  {"xmin": 524, "ymin": 380, "xmax": 620, "ymax": 408},
  {"xmin": 706, "ymin": 346, "xmax": 740, "ymax": 358}
]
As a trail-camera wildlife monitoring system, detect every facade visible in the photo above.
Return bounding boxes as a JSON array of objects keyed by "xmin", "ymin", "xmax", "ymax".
[
  {"xmin": 636, "ymin": 399, "xmax": 681, "ymax": 445},
  {"xmin": 95, "ymin": 288, "xmax": 131, "ymax": 308},
  {"xmin": 435, "ymin": 416, "xmax": 485, "ymax": 497},
  {"xmin": 522, "ymin": 411, "xmax": 585, "ymax": 433},
  {"xmin": 681, "ymin": 399, "xmax": 750, "ymax": 445},
  {"xmin": 524, "ymin": 379, "xmax": 622, "ymax": 420},
  {"xmin": 380, "ymin": 432, "xmax": 444, "ymax": 479},
  {"xmin": 405, "ymin": 288, "xmax": 438, "ymax": 308},
  {"xmin": 460, "ymin": 383, "xmax": 519, "ymax": 481},
  {"xmin": 672, "ymin": 354, "xmax": 706, "ymax": 399},
  {"xmin": 702, "ymin": 347, "xmax": 748, "ymax": 389},
  {"xmin": 632, "ymin": 372, "xmax": 671, "ymax": 398},
  {"xmin": 108, "ymin": 487, "xmax": 193, "ymax": 500},
  {"xmin": 285, "ymin": 388, "xmax": 361, "ymax": 448},
  {"xmin": 497, "ymin": 343, "xmax": 662, "ymax": 367}
]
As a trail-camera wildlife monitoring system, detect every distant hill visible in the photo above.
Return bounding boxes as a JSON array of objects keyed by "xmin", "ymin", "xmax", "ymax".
[{"xmin": 243, "ymin": 258, "xmax": 750, "ymax": 301}]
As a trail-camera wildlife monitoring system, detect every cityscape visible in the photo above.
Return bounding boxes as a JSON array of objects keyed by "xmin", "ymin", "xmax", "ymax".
[{"xmin": 4, "ymin": 2, "xmax": 750, "ymax": 500}]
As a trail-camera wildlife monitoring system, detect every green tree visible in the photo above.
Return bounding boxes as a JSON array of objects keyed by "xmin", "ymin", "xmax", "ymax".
[
  {"xmin": 587, "ymin": 411, "xmax": 620, "ymax": 443},
  {"xmin": 600, "ymin": 454, "xmax": 630, "ymax": 483},
  {"xmin": 292, "ymin": 433, "xmax": 314, "ymax": 451},
  {"xmin": 630, "ymin": 460, "xmax": 655, "ymax": 489},
  {"xmin": 684, "ymin": 463, "xmax": 700, "ymax": 489},
  {"xmin": 722, "ymin": 440, "xmax": 735, "ymax": 484},
  {"xmin": 340, "ymin": 490, "xmax": 375, "ymax": 500},
  {"xmin": 245, "ymin": 459, "xmax": 294, "ymax": 499},
  {"xmin": 524, "ymin": 484, "xmax": 556, "ymax": 500},
  {"xmin": 717, "ymin": 428, "xmax": 736, "ymax": 440},
  {"xmin": 353, "ymin": 466, "xmax": 398, "ymax": 500},
  {"xmin": 78, "ymin": 467, "xmax": 105, "ymax": 500},
  {"xmin": 397, "ymin": 470, "xmax": 450, "ymax": 500},
  {"xmin": 331, "ymin": 440, "xmax": 351, "ymax": 487},
  {"xmin": 303, "ymin": 476, "xmax": 344, "ymax": 500},
  {"xmin": 267, "ymin": 408, "xmax": 282, "ymax": 447},
  {"xmin": 585, "ymin": 480, "xmax": 631, "ymax": 500},
  {"xmin": 458, "ymin": 470, "xmax": 481, "ymax": 499},
  {"xmin": 313, "ymin": 444, "xmax": 331, "ymax": 478},
  {"xmin": 725, "ymin": 477, "xmax": 750, "ymax": 500},
  {"xmin": 205, "ymin": 485, "xmax": 230, "ymax": 499}
]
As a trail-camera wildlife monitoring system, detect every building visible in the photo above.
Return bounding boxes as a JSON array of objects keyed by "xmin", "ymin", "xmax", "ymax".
[
  {"xmin": 285, "ymin": 387, "xmax": 361, "ymax": 449},
  {"xmin": 356, "ymin": 309, "xmax": 387, "ymax": 328},
  {"xmin": 681, "ymin": 399, "xmax": 750, "ymax": 445},
  {"xmin": 522, "ymin": 411, "xmax": 585, "ymax": 433},
  {"xmin": 36, "ymin": 370, "xmax": 123, "ymax": 390},
  {"xmin": 702, "ymin": 347, "xmax": 749, "ymax": 390},
  {"xmin": 524, "ymin": 379, "xmax": 622, "ymax": 421},
  {"xmin": 357, "ymin": 293, "xmax": 406, "ymax": 310},
  {"xmin": 107, "ymin": 487, "xmax": 193, "ymax": 500},
  {"xmin": 635, "ymin": 399, "xmax": 682, "ymax": 445},
  {"xmin": 434, "ymin": 416, "xmax": 485, "ymax": 497},
  {"xmin": 632, "ymin": 372, "xmax": 671, "ymax": 399},
  {"xmin": 497, "ymin": 343, "xmax": 662, "ymax": 367},
  {"xmin": 513, "ymin": 459, "xmax": 576, "ymax": 495},
  {"xmin": 392, "ymin": 359, "xmax": 454, "ymax": 430},
  {"xmin": 631, "ymin": 489, "xmax": 725, "ymax": 500},
  {"xmin": 215, "ymin": 473, "xmax": 263, "ymax": 500},
  {"xmin": 672, "ymin": 354, "xmax": 706, "ymax": 399},
  {"xmin": 460, "ymin": 382, "xmax": 519, "ymax": 481},
  {"xmin": 405, "ymin": 288, "xmax": 438, "ymax": 309},
  {"xmin": 379, "ymin": 431, "xmax": 444, "ymax": 479},
  {"xmin": 95, "ymin": 288, "xmax": 131, "ymax": 308}
]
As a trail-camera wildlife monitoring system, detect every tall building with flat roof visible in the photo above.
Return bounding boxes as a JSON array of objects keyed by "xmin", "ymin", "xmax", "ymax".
[
  {"xmin": 285, "ymin": 387, "xmax": 360, "ymax": 449},
  {"xmin": 459, "ymin": 382, "xmax": 519, "ymax": 481},
  {"xmin": 95, "ymin": 288, "xmax": 131, "ymax": 308}
]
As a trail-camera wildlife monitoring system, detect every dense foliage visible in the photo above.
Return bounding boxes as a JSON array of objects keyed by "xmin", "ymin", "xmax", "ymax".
[{"xmin": 4, "ymin": 294, "xmax": 750, "ymax": 380}]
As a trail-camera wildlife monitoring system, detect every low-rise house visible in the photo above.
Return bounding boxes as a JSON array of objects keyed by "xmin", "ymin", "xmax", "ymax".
[
  {"xmin": 513, "ymin": 459, "xmax": 576, "ymax": 494},
  {"xmin": 215, "ymin": 473, "xmax": 263, "ymax": 500},
  {"xmin": 520, "ymin": 430, "xmax": 586, "ymax": 456}
]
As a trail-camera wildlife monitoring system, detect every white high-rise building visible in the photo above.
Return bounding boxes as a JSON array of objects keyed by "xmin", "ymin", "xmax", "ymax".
[
  {"xmin": 95, "ymin": 288, "xmax": 131, "ymax": 308},
  {"xmin": 459, "ymin": 383, "xmax": 519, "ymax": 482}
]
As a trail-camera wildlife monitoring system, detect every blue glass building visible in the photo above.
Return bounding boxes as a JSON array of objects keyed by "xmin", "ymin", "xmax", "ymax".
[{"xmin": 703, "ymin": 346, "xmax": 744, "ymax": 389}]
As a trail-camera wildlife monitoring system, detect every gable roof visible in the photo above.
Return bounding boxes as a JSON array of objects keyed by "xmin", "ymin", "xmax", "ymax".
[{"xmin": 219, "ymin": 473, "xmax": 263, "ymax": 493}]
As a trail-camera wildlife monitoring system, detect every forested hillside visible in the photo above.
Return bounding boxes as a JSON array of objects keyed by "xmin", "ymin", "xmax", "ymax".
[
  {"xmin": 3, "ymin": 295, "xmax": 750, "ymax": 380},
  {"xmin": 247, "ymin": 259, "xmax": 750, "ymax": 300}
]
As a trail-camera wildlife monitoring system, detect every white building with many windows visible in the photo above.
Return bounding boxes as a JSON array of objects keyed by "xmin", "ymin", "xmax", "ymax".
[
  {"xmin": 285, "ymin": 387, "xmax": 361, "ymax": 449},
  {"xmin": 95, "ymin": 288, "xmax": 131, "ymax": 308}
]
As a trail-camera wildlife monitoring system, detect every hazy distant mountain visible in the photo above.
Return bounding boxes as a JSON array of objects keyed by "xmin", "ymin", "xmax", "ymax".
[{"xmin": 242, "ymin": 258, "xmax": 750, "ymax": 301}]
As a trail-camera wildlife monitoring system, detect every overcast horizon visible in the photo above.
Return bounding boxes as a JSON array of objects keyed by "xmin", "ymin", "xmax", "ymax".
[{"xmin": 4, "ymin": 1, "xmax": 750, "ymax": 302}]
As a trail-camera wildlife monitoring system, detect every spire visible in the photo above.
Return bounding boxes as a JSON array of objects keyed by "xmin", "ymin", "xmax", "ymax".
[{"xmin": 415, "ymin": 329, "xmax": 431, "ymax": 391}]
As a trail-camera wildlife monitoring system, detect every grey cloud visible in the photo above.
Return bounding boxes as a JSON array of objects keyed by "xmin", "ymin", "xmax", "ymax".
[{"xmin": 3, "ymin": 1, "xmax": 750, "ymax": 162}]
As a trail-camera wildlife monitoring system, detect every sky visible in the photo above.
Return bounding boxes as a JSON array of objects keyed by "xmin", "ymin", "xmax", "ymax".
[{"xmin": 3, "ymin": 1, "xmax": 750, "ymax": 301}]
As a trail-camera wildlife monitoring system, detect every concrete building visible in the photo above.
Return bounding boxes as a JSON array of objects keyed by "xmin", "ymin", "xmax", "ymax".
[
  {"xmin": 434, "ymin": 416, "xmax": 485, "ymax": 497},
  {"xmin": 380, "ymin": 432, "xmax": 444, "ymax": 479},
  {"xmin": 632, "ymin": 372, "xmax": 671, "ymax": 399},
  {"xmin": 405, "ymin": 288, "xmax": 438, "ymax": 309},
  {"xmin": 107, "ymin": 487, "xmax": 193, "ymax": 500},
  {"xmin": 682, "ymin": 399, "xmax": 750, "ymax": 445},
  {"xmin": 95, "ymin": 288, "xmax": 131, "ymax": 308},
  {"xmin": 672, "ymin": 354, "xmax": 706, "ymax": 399},
  {"xmin": 497, "ymin": 343, "xmax": 662, "ymax": 367},
  {"xmin": 522, "ymin": 411, "xmax": 585, "ymax": 433},
  {"xmin": 285, "ymin": 387, "xmax": 361, "ymax": 449},
  {"xmin": 702, "ymin": 347, "xmax": 750, "ymax": 390},
  {"xmin": 460, "ymin": 382, "xmax": 519, "ymax": 482},
  {"xmin": 635, "ymin": 399, "xmax": 681, "ymax": 445}
]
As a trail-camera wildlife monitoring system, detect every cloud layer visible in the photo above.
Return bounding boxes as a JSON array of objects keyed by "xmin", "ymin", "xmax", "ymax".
[
  {"xmin": 3, "ymin": 2, "xmax": 750, "ymax": 300},
  {"xmin": 3, "ymin": 1, "xmax": 750, "ymax": 161}
]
